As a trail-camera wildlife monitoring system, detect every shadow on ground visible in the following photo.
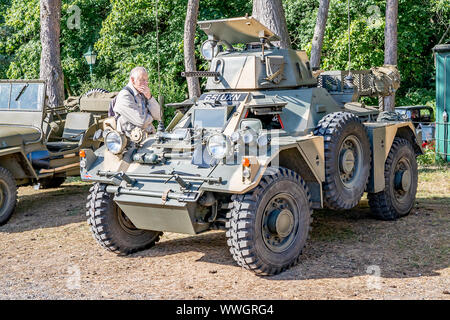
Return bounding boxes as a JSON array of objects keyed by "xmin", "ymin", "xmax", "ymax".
[
  {"xmin": 2, "ymin": 180, "xmax": 448, "ymax": 282},
  {"xmin": 0, "ymin": 183, "xmax": 90, "ymax": 233},
  {"xmin": 127, "ymin": 198, "xmax": 449, "ymax": 281}
]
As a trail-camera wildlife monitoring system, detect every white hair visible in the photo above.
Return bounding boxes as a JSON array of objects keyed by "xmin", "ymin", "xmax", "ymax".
[{"xmin": 129, "ymin": 67, "xmax": 148, "ymax": 80}]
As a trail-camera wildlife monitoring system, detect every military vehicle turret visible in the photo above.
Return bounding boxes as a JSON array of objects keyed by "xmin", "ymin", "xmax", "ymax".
[{"xmin": 80, "ymin": 17, "xmax": 422, "ymax": 275}]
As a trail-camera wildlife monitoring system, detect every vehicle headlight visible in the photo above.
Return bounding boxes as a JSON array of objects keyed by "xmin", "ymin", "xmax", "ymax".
[
  {"xmin": 207, "ymin": 134, "xmax": 231, "ymax": 159},
  {"xmin": 257, "ymin": 134, "xmax": 269, "ymax": 147},
  {"xmin": 230, "ymin": 131, "xmax": 240, "ymax": 143},
  {"xmin": 242, "ymin": 130, "xmax": 256, "ymax": 145},
  {"xmin": 201, "ymin": 40, "xmax": 218, "ymax": 61},
  {"xmin": 105, "ymin": 131, "xmax": 126, "ymax": 154}
]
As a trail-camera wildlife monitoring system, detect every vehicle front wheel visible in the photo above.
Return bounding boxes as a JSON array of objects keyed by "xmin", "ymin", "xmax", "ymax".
[
  {"xmin": 86, "ymin": 183, "xmax": 162, "ymax": 254},
  {"xmin": 0, "ymin": 167, "xmax": 17, "ymax": 226},
  {"xmin": 225, "ymin": 167, "xmax": 312, "ymax": 276},
  {"xmin": 368, "ymin": 138, "xmax": 418, "ymax": 220}
]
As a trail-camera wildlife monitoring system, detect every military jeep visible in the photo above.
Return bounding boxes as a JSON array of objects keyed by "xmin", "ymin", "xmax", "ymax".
[
  {"xmin": 0, "ymin": 80, "xmax": 112, "ymax": 225},
  {"xmin": 395, "ymin": 105, "xmax": 436, "ymax": 145},
  {"xmin": 80, "ymin": 17, "xmax": 422, "ymax": 275}
]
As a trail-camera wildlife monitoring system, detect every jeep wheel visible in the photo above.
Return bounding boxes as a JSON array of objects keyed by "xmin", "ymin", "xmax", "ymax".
[
  {"xmin": 0, "ymin": 167, "xmax": 17, "ymax": 226},
  {"xmin": 86, "ymin": 183, "xmax": 162, "ymax": 254},
  {"xmin": 314, "ymin": 112, "xmax": 371, "ymax": 210},
  {"xmin": 368, "ymin": 138, "xmax": 418, "ymax": 220},
  {"xmin": 39, "ymin": 177, "xmax": 66, "ymax": 189},
  {"xmin": 225, "ymin": 167, "xmax": 312, "ymax": 276}
]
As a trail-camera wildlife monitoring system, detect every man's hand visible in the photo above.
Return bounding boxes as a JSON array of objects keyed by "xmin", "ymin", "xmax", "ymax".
[{"xmin": 136, "ymin": 85, "xmax": 152, "ymax": 100}]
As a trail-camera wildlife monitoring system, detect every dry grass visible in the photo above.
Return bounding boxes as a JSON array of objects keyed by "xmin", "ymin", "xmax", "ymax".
[{"xmin": 0, "ymin": 166, "xmax": 448, "ymax": 300}]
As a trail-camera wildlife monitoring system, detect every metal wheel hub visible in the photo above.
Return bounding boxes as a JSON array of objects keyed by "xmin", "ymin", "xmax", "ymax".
[
  {"xmin": 395, "ymin": 169, "xmax": 411, "ymax": 192},
  {"xmin": 393, "ymin": 157, "xmax": 413, "ymax": 201},
  {"xmin": 338, "ymin": 135, "xmax": 362, "ymax": 186},
  {"xmin": 340, "ymin": 149, "xmax": 355, "ymax": 174},
  {"xmin": 262, "ymin": 193, "xmax": 298, "ymax": 253},
  {"xmin": 394, "ymin": 156, "xmax": 412, "ymax": 194},
  {"xmin": 267, "ymin": 209, "xmax": 294, "ymax": 238}
]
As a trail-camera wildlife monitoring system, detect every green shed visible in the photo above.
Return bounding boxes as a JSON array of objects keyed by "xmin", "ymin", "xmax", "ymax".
[{"xmin": 433, "ymin": 44, "xmax": 450, "ymax": 162}]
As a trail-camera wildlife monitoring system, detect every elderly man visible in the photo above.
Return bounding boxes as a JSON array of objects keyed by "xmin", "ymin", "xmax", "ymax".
[{"xmin": 113, "ymin": 67, "xmax": 161, "ymax": 138}]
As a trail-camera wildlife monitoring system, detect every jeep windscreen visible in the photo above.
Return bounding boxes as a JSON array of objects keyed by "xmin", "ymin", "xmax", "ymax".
[
  {"xmin": 0, "ymin": 83, "xmax": 10, "ymax": 110},
  {"xmin": 0, "ymin": 81, "xmax": 46, "ymax": 134},
  {"xmin": 0, "ymin": 83, "xmax": 44, "ymax": 111},
  {"xmin": 10, "ymin": 83, "xmax": 44, "ymax": 111}
]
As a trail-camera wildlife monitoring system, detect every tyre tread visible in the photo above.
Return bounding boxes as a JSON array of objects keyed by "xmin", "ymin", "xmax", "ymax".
[
  {"xmin": 313, "ymin": 112, "xmax": 371, "ymax": 210},
  {"xmin": 86, "ymin": 183, "xmax": 162, "ymax": 255},
  {"xmin": 225, "ymin": 168, "xmax": 313, "ymax": 276},
  {"xmin": 368, "ymin": 137, "xmax": 416, "ymax": 220},
  {"xmin": 0, "ymin": 167, "xmax": 17, "ymax": 225}
]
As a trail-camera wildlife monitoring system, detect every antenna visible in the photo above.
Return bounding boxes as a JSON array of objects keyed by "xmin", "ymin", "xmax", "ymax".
[
  {"xmin": 155, "ymin": 0, "xmax": 165, "ymax": 133},
  {"xmin": 345, "ymin": 0, "xmax": 354, "ymax": 89},
  {"xmin": 156, "ymin": 0, "xmax": 161, "ymax": 98}
]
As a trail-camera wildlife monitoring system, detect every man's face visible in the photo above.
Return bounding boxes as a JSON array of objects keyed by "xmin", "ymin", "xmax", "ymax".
[{"xmin": 132, "ymin": 72, "xmax": 149, "ymax": 91}]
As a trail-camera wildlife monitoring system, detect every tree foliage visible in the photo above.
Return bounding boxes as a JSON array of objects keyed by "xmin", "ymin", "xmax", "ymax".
[
  {"xmin": 0, "ymin": 0, "xmax": 448, "ymax": 110},
  {"xmin": 285, "ymin": 0, "xmax": 448, "ymax": 107}
]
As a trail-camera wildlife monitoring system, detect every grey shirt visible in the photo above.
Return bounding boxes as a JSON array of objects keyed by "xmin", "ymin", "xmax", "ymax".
[{"xmin": 113, "ymin": 82, "xmax": 161, "ymax": 135}]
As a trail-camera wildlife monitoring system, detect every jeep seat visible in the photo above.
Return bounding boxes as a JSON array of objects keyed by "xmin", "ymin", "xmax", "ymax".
[{"xmin": 46, "ymin": 112, "xmax": 93, "ymax": 152}]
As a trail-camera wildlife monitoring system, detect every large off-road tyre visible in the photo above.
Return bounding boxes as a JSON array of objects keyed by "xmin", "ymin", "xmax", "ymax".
[
  {"xmin": 39, "ymin": 177, "xmax": 66, "ymax": 189},
  {"xmin": 86, "ymin": 183, "xmax": 162, "ymax": 255},
  {"xmin": 0, "ymin": 167, "xmax": 17, "ymax": 226},
  {"xmin": 225, "ymin": 167, "xmax": 312, "ymax": 276},
  {"xmin": 314, "ymin": 112, "xmax": 371, "ymax": 210},
  {"xmin": 368, "ymin": 138, "xmax": 418, "ymax": 220}
]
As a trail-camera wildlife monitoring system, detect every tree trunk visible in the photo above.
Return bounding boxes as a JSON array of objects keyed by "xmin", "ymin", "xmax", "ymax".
[
  {"xmin": 384, "ymin": 0, "xmax": 398, "ymax": 112},
  {"xmin": 40, "ymin": 0, "xmax": 64, "ymax": 108},
  {"xmin": 310, "ymin": 0, "xmax": 330, "ymax": 70},
  {"xmin": 252, "ymin": 0, "xmax": 291, "ymax": 49},
  {"xmin": 184, "ymin": 0, "xmax": 201, "ymax": 99}
]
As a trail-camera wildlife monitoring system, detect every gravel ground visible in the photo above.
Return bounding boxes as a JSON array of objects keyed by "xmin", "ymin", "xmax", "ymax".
[{"xmin": 0, "ymin": 168, "xmax": 449, "ymax": 300}]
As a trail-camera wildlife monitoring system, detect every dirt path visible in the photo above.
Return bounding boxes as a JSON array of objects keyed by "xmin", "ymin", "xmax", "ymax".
[{"xmin": 0, "ymin": 168, "xmax": 449, "ymax": 300}]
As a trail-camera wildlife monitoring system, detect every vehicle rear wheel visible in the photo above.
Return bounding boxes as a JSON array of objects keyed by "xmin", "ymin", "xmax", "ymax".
[
  {"xmin": 225, "ymin": 167, "xmax": 312, "ymax": 276},
  {"xmin": 86, "ymin": 183, "xmax": 162, "ymax": 254},
  {"xmin": 0, "ymin": 167, "xmax": 17, "ymax": 226},
  {"xmin": 314, "ymin": 112, "xmax": 371, "ymax": 210},
  {"xmin": 39, "ymin": 177, "xmax": 66, "ymax": 189},
  {"xmin": 368, "ymin": 138, "xmax": 418, "ymax": 220}
]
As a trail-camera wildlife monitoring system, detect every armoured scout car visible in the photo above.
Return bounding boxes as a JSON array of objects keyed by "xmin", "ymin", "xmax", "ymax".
[
  {"xmin": 81, "ymin": 17, "xmax": 422, "ymax": 275},
  {"xmin": 0, "ymin": 80, "xmax": 112, "ymax": 225}
]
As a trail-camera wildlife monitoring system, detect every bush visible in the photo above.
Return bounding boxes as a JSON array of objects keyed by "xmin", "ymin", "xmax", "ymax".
[
  {"xmin": 396, "ymin": 88, "xmax": 436, "ymax": 110},
  {"xmin": 417, "ymin": 147, "xmax": 448, "ymax": 166}
]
